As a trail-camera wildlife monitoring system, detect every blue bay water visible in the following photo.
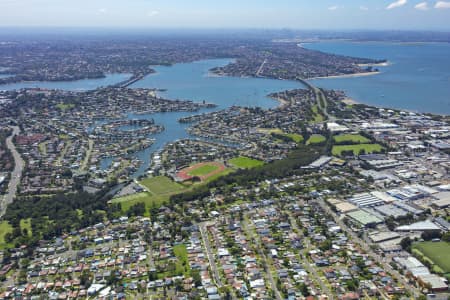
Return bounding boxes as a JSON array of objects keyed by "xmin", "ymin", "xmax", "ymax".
[
  {"xmin": 0, "ymin": 58, "xmax": 305, "ymax": 176},
  {"xmin": 304, "ymin": 41, "xmax": 450, "ymax": 115},
  {"xmin": 131, "ymin": 58, "xmax": 302, "ymax": 110},
  {"xmin": 127, "ymin": 58, "xmax": 304, "ymax": 176},
  {"xmin": 0, "ymin": 73, "xmax": 132, "ymax": 91}
]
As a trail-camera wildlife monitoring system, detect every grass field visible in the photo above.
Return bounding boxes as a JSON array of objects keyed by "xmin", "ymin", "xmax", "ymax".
[
  {"xmin": 257, "ymin": 128, "xmax": 283, "ymax": 134},
  {"xmin": 178, "ymin": 161, "xmax": 227, "ymax": 182},
  {"xmin": 0, "ymin": 221, "xmax": 13, "ymax": 249},
  {"xmin": 332, "ymin": 144, "xmax": 383, "ymax": 156},
  {"xmin": 188, "ymin": 164, "xmax": 219, "ymax": 177},
  {"xmin": 333, "ymin": 134, "xmax": 370, "ymax": 144},
  {"xmin": 311, "ymin": 105, "xmax": 324, "ymax": 123},
  {"xmin": 306, "ymin": 134, "xmax": 326, "ymax": 145},
  {"xmin": 20, "ymin": 218, "xmax": 32, "ymax": 236},
  {"xmin": 202, "ymin": 168, "xmax": 233, "ymax": 183},
  {"xmin": 229, "ymin": 156, "xmax": 264, "ymax": 169},
  {"xmin": 113, "ymin": 176, "xmax": 190, "ymax": 212},
  {"xmin": 173, "ymin": 244, "xmax": 190, "ymax": 275},
  {"xmin": 114, "ymin": 167, "xmax": 232, "ymax": 214},
  {"xmin": 111, "ymin": 192, "xmax": 164, "ymax": 212},
  {"xmin": 261, "ymin": 128, "xmax": 304, "ymax": 144},
  {"xmin": 283, "ymin": 133, "xmax": 304, "ymax": 143},
  {"xmin": 413, "ymin": 242, "xmax": 450, "ymax": 274},
  {"xmin": 58, "ymin": 134, "xmax": 69, "ymax": 140},
  {"xmin": 0, "ymin": 219, "xmax": 34, "ymax": 249},
  {"xmin": 140, "ymin": 176, "xmax": 185, "ymax": 195},
  {"xmin": 38, "ymin": 142, "xmax": 47, "ymax": 155},
  {"xmin": 56, "ymin": 103, "xmax": 75, "ymax": 110}
]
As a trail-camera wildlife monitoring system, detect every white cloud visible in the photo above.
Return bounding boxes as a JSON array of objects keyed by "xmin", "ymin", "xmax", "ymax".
[
  {"xmin": 97, "ymin": 8, "xmax": 107, "ymax": 15},
  {"xmin": 435, "ymin": 1, "xmax": 450, "ymax": 8},
  {"xmin": 360, "ymin": 6, "xmax": 369, "ymax": 11},
  {"xmin": 386, "ymin": 0, "xmax": 407, "ymax": 9},
  {"xmin": 328, "ymin": 5, "xmax": 338, "ymax": 10},
  {"xmin": 147, "ymin": 10, "xmax": 160, "ymax": 17},
  {"xmin": 414, "ymin": 2, "xmax": 429, "ymax": 10}
]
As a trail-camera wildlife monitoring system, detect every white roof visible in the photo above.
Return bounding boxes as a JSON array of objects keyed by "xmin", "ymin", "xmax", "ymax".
[
  {"xmin": 410, "ymin": 266, "xmax": 431, "ymax": 277},
  {"xmin": 419, "ymin": 274, "xmax": 449, "ymax": 289},
  {"xmin": 371, "ymin": 191, "xmax": 397, "ymax": 203},
  {"xmin": 434, "ymin": 191, "xmax": 450, "ymax": 201},
  {"xmin": 396, "ymin": 220, "xmax": 441, "ymax": 231},
  {"xmin": 327, "ymin": 122, "xmax": 349, "ymax": 132}
]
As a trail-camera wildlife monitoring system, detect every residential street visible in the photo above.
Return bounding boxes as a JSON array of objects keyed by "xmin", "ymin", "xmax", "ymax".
[
  {"xmin": 199, "ymin": 222, "xmax": 224, "ymax": 288},
  {"xmin": 288, "ymin": 213, "xmax": 334, "ymax": 299},
  {"xmin": 242, "ymin": 217, "xmax": 283, "ymax": 300},
  {"xmin": 314, "ymin": 198, "xmax": 421, "ymax": 299}
]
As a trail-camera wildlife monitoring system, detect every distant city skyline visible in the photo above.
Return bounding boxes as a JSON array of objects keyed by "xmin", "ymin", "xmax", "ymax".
[{"xmin": 1, "ymin": 0, "xmax": 450, "ymax": 30}]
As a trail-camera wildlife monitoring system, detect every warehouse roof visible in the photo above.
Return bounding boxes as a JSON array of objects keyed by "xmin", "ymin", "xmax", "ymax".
[{"xmin": 347, "ymin": 210, "xmax": 383, "ymax": 226}]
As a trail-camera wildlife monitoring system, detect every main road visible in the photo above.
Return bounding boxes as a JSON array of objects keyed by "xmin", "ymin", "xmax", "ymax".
[
  {"xmin": 1, "ymin": 126, "xmax": 24, "ymax": 216},
  {"xmin": 314, "ymin": 198, "xmax": 421, "ymax": 299},
  {"xmin": 297, "ymin": 77, "xmax": 335, "ymax": 121}
]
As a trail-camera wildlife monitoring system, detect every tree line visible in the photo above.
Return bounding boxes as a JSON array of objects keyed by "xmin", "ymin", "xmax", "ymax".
[{"xmin": 3, "ymin": 184, "xmax": 121, "ymax": 250}]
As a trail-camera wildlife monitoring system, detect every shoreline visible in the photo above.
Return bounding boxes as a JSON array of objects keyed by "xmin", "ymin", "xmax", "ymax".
[
  {"xmin": 309, "ymin": 71, "xmax": 380, "ymax": 80},
  {"xmin": 341, "ymin": 97, "xmax": 360, "ymax": 105},
  {"xmin": 270, "ymin": 96, "xmax": 290, "ymax": 108},
  {"xmin": 358, "ymin": 61, "xmax": 390, "ymax": 67}
]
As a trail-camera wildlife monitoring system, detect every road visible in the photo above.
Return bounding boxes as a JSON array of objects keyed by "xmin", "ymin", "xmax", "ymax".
[
  {"xmin": 1, "ymin": 126, "xmax": 24, "ymax": 217},
  {"xmin": 199, "ymin": 222, "xmax": 223, "ymax": 288},
  {"xmin": 297, "ymin": 78, "xmax": 335, "ymax": 121},
  {"xmin": 288, "ymin": 213, "xmax": 334, "ymax": 299},
  {"xmin": 242, "ymin": 217, "xmax": 283, "ymax": 300},
  {"xmin": 256, "ymin": 59, "xmax": 267, "ymax": 77},
  {"xmin": 80, "ymin": 139, "xmax": 94, "ymax": 171},
  {"xmin": 314, "ymin": 198, "xmax": 421, "ymax": 298}
]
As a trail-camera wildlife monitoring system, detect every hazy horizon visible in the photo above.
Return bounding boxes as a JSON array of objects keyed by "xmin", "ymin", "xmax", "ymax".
[{"xmin": 1, "ymin": 0, "xmax": 450, "ymax": 31}]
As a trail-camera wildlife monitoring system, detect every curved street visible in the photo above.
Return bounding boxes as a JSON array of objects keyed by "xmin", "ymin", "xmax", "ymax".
[{"xmin": 1, "ymin": 126, "xmax": 24, "ymax": 217}]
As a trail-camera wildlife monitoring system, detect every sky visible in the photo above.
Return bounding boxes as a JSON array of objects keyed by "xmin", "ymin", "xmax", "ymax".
[{"xmin": 0, "ymin": 0, "xmax": 449, "ymax": 30}]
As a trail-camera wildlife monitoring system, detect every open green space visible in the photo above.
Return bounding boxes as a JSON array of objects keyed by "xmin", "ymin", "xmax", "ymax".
[
  {"xmin": 306, "ymin": 134, "xmax": 326, "ymax": 145},
  {"xmin": 283, "ymin": 133, "xmax": 304, "ymax": 143},
  {"xmin": 257, "ymin": 128, "xmax": 283, "ymax": 134},
  {"xmin": 332, "ymin": 144, "xmax": 383, "ymax": 156},
  {"xmin": 113, "ymin": 172, "xmax": 235, "ymax": 213},
  {"xmin": 140, "ymin": 176, "xmax": 185, "ymax": 195},
  {"xmin": 20, "ymin": 218, "xmax": 32, "ymax": 236},
  {"xmin": 187, "ymin": 164, "xmax": 219, "ymax": 177},
  {"xmin": 229, "ymin": 156, "xmax": 264, "ymax": 169},
  {"xmin": 114, "ymin": 175, "xmax": 190, "ymax": 213},
  {"xmin": 0, "ymin": 221, "xmax": 13, "ymax": 249},
  {"xmin": 203, "ymin": 168, "xmax": 233, "ymax": 183},
  {"xmin": 112, "ymin": 192, "xmax": 168, "ymax": 213},
  {"xmin": 58, "ymin": 134, "xmax": 69, "ymax": 140},
  {"xmin": 413, "ymin": 242, "xmax": 450, "ymax": 274},
  {"xmin": 333, "ymin": 134, "xmax": 370, "ymax": 144},
  {"xmin": 38, "ymin": 142, "xmax": 47, "ymax": 155},
  {"xmin": 156, "ymin": 244, "xmax": 190, "ymax": 279},
  {"xmin": 0, "ymin": 219, "xmax": 33, "ymax": 249},
  {"xmin": 173, "ymin": 244, "xmax": 190, "ymax": 275},
  {"xmin": 265, "ymin": 129, "xmax": 304, "ymax": 144},
  {"xmin": 56, "ymin": 103, "xmax": 75, "ymax": 111},
  {"xmin": 311, "ymin": 105, "xmax": 324, "ymax": 123}
]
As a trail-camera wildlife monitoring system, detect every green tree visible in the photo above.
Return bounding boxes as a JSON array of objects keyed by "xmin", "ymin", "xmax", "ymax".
[
  {"xmin": 191, "ymin": 269, "xmax": 202, "ymax": 287},
  {"xmin": 400, "ymin": 237, "xmax": 412, "ymax": 252}
]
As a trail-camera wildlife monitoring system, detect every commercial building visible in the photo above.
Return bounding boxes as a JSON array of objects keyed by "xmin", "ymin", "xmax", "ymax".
[{"xmin": 346, "ymin": 210, "xmax": 383, "ymax": 227}]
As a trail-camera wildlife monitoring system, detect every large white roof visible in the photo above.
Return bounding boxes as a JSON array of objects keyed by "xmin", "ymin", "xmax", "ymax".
[{"xmin": 396, "ymin": 220, "xmax": 441, "ymax": 231}]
